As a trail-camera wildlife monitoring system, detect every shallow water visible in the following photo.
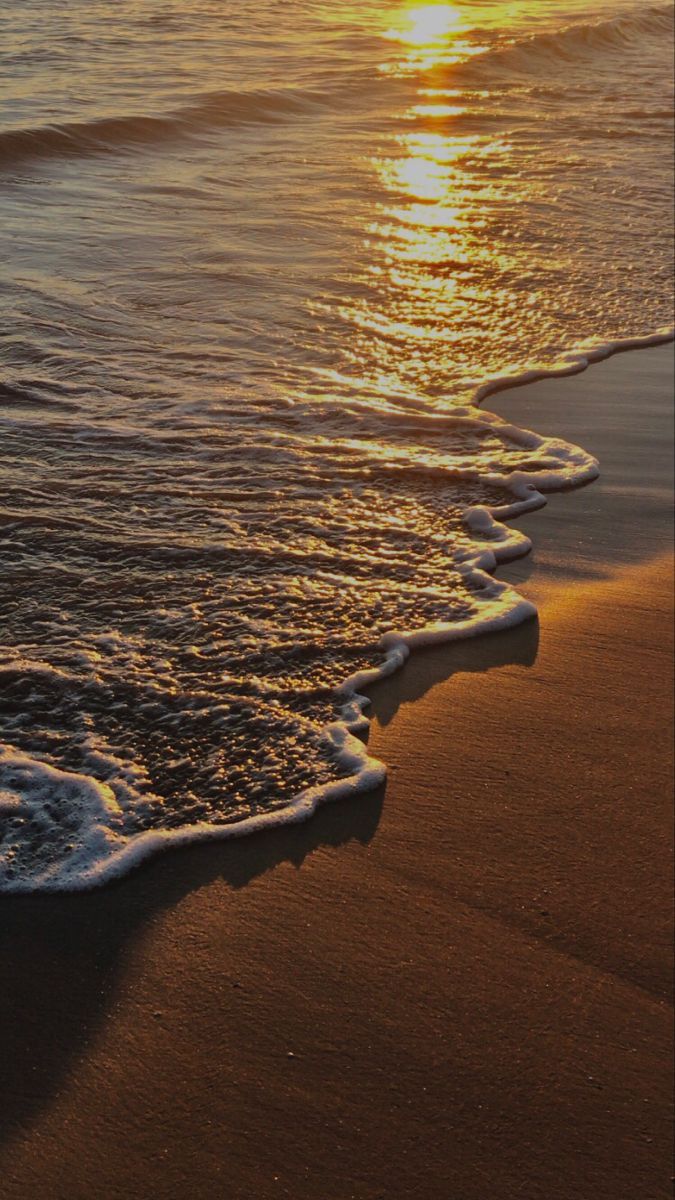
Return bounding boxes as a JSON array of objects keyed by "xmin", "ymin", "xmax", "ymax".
[{"xmin": 0, "ymin": 1, "xmax": 672, "ymax": 889}]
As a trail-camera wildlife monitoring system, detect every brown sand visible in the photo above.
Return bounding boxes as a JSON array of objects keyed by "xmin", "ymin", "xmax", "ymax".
[{"xmin": 0, "ymin": 345, "xmax": 672, "ymax": 1200}]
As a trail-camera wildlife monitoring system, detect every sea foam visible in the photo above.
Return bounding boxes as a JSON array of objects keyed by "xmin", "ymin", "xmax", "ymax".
[{"xmin": 0, "ymin": 360, "xmax": 609, "ymax": 891}]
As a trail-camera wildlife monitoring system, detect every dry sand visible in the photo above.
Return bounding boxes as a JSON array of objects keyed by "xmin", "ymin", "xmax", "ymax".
[{"xmin": 0, "ymin": 344, "xmax": 672, "ymax": 1200}]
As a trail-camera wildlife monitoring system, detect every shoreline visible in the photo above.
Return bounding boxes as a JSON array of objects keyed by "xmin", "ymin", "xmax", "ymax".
[
  {"xmin": 8, "ymin": 334, "xmax": 672, "ymax": 893},
  {"xmin": 475, "ymin": 325, "xmax": 674, "ymax": 406},
  {"xmin": 0, "ymin": 342, "xmax": 673, "ymax": 1199}
]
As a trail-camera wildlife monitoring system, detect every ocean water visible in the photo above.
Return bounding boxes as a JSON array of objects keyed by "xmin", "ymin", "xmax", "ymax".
[{"xmin": 0, "ymin": 1, "xmax": 672, "ymax": 891}]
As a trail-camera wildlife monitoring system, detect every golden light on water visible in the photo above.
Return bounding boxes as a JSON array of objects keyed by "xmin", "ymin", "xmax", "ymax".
[
  {"xmin": 383, "ymin": 2, "xmax": 485, "ymax": 72},
  {"xmin": 336, "ymin": 3, "xmax": 532, "ymax": 402},
  {"xmin": 409, "ymin": 102, "xmax": 466, "ymax": 117},
  {"xmin": 315, "ymin": 1, "xmax": 542, "ymax": 407},
  {"xmin": 386, "ymin": 150, "xmax": 452, "ymax": 203},
  {"xmin": 396, "ymin": 4, "xmax": 464, "ymax": 45}
]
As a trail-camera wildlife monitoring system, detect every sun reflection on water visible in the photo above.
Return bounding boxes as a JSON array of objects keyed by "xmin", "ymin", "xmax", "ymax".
[
  {"xmin": 383, "ymin": 2, "xmax": 486, "ymax": 71},
  {"xmin": 342, "ymin": 3, "xmax": 532, "ymax": 402},
  {"xmin": 390, "ymin": 4, "xmax": 464, "ymax": 44}
]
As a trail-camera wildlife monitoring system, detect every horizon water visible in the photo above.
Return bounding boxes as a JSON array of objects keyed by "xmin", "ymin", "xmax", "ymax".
[{"xmin": 0, "ymin": 1, "xmax": 673, "ymax": 890}]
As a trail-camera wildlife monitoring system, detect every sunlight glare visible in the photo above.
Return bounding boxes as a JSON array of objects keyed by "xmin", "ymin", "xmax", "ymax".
[{"xmin": 399, "ymin": 4, "xmax": 464, "ymax": 45}]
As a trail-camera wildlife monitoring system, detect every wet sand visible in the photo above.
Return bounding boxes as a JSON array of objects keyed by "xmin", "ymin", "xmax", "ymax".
[{"xmin": 1, "ymin": 344, "xmax": 672, "ymax": 1200}]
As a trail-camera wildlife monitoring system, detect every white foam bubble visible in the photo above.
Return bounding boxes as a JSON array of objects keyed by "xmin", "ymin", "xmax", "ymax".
[
  {"xmin": 474, "ymin": 326, "xmax": 675, "ymax": 406},
  {"xmin": 0, "ymin": 731, "xmax": 385, "ymax": 892}
]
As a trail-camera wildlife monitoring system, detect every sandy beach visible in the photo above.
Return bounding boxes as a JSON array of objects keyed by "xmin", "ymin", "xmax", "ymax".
[{"xmin": 1, "ymin": 344, "xmax": 672, "ymax": 1200}]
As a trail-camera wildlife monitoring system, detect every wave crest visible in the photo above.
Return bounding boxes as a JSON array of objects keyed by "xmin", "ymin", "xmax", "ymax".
[
  {"xmin": 0, "ymin": 85, "xmax": 331, "ymax": 170},
  {"xmin": 459, "ymin": 5, "xmax": 674, "ymax": 82}
]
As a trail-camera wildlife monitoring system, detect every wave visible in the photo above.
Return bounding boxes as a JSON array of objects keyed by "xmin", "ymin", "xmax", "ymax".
[
  {"xmin": 458, "ymin": 5, "xmax": 674, "ymax": 83},
  {"xmin": 2, "ymin": 327, "xmax": 673, "ymax": 892},
  {"xmin": 0, "ymin": 529, "xmax": 539, "ymax": 893},
  {"xmin": 0, "ymin": 85, "xmax": 335, "ymax": 170},
  {"xmin": 2, "ymin": 8, "xmax": 670, "ymax": 173},
  {"xmin": 0, "ymin": 379, "xmax": 83, "ymax": 412}
]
